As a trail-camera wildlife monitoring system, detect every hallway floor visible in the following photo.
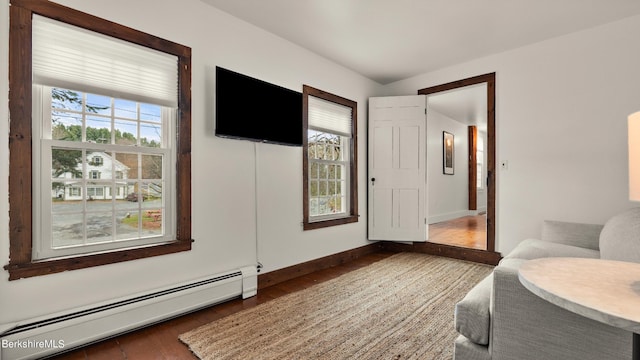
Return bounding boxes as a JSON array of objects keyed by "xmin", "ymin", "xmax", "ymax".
[{"xmin": 428, "ymin": 215, "xmax": 487, "ymax": 250}]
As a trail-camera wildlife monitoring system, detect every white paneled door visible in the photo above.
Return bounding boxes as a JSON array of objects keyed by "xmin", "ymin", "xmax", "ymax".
[{"xmin": 368, "ymin": 95, "xmax": 427, "ymax": 242}]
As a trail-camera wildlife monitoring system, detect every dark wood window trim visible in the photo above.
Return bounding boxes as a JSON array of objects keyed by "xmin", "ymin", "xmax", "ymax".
[
  {"xmin": 5, "ymin": 0, "xmax": 192, "ymax": 280},
  {"xmin": 302, "ymin": 85, "xmax": 358, "ymax": 230}
]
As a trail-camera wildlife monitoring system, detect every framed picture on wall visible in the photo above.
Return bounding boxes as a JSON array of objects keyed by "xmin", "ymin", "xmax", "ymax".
[{"xmin": 443, "ymin": 131, "xmax": 454, "ymax": 175}]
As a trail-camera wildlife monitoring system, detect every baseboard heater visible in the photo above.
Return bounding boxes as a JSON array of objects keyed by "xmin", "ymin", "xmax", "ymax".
[{"xmin": 0, "ymin": 265, "xmax": 258, "ymax": 360}]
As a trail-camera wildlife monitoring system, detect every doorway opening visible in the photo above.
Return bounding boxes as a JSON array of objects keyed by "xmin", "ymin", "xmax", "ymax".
[{"xmin": 417, "ymin": 73, "xmax": 500, "ymax": 263}]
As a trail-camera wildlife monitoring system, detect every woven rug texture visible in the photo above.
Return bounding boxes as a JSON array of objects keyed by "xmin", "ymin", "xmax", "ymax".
[{"xmin": 179, "ymin": 252, "xmax": 493, "ymax": 360}]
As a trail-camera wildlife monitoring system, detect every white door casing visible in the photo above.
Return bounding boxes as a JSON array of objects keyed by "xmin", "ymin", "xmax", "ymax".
[{"xmin": 368, "ymin": 95, "xmax": 427, "ymax": 242}]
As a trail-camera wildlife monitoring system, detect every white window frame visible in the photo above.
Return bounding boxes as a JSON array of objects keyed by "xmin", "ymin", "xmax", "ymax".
[
  {"xmin": 33, "ymin": 85, "xmax": 177, "ymax": 260},
  {"xmin": 307, "ymin": 130, "xmax": 351, "ymax": 222}
]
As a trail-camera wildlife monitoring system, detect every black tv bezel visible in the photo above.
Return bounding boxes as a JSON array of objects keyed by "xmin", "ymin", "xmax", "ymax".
[{"xmin": 215, "ymin": 66, "xmax": 303, "ymax": 147}]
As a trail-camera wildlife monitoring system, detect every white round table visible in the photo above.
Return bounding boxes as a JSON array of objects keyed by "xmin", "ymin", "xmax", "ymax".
[{"xmin": 518, "ymin": 257, "xmax": 640, "ymax": 360}]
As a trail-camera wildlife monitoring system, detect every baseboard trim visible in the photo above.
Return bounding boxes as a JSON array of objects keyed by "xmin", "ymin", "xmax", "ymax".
[
  {"xmin": 379, "ymin": 241, "xmax": 502, "ymax": 266},
  {"xmin": 258, "ymin": 241, "xmax": 500, "ymax": 290},
  {"xmin": 258, "ymin": 243, "xmax": 384, "ymax": 289}
]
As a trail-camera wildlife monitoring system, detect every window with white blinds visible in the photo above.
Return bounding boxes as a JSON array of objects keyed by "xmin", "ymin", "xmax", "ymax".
[
  {"xmin": 32, "ymin": 15, "xmax": 178, "ymax": 107},
  {"xmin": 31, "ymin": 14, "xmax": 179, "ymax": 260},
  {"xmin": 33, "ymin": 85, "xmax": 176, "ymax": 260},
  {"xmin": 307, "ymin": 95, "xmax": 352, "ymax": 136},
  {"xmin": 303, "ymin": 86, "xmax": 358, "ymax": 230}
]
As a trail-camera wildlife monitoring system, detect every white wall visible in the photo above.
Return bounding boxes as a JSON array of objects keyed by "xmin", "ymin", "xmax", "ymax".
[
  {"xmin": 385, "ymin": 14, "xmax": 640, "ymax": 254},
  {"xmin": 0, "ymin": 0, "xmax": 383, "ymax": 326},
  {"xmin": 425, "ymin": 109, "xmax": 469, "ymax": 224}
]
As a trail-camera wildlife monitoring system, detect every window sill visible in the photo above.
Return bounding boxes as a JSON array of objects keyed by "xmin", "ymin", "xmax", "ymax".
[
  {"xmin": 4, "ymin": 240, "xmax": 191, "ymax": 281},
  {"xmin": 303, "ymin": 214, "xmax": 358, "ymax": 231}
]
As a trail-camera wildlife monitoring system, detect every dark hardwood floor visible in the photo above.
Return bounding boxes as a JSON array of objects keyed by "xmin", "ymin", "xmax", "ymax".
[{"xmin": 49, "ymin": 251, "xmax": 396, "ymax": 360}]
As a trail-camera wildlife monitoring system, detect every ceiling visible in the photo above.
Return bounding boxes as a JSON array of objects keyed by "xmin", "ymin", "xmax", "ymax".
[
  {"xmin": 200, "ymin": 1, "xmax": 640, "ymax": 128},
  {"xmin": 201, "ymin": 0, "xmax": 640, "ymax": 85}
]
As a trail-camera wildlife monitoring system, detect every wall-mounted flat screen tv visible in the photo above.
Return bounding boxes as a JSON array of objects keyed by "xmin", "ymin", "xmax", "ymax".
[{"xmin": 215, "ymin": 66, "xmax": 303, "ymax": 146}]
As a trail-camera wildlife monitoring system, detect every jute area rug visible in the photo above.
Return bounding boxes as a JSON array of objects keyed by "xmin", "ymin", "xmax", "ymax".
[{"xmin": 179, "ymin": 252, "xmax": 493, "ymax": 360}]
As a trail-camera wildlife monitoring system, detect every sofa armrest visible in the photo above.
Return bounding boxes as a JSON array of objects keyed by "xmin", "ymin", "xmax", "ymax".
[
  {"xmin": 455, "ymin": 273, "xmax": 492, "ymax": 345},
  {"xmin": 491, "ymin": 259, "xmax": 630, "ymax": 360},
  {"xmin": 541, "ymin": 220, "xmax": 603, "ymax": 250}
]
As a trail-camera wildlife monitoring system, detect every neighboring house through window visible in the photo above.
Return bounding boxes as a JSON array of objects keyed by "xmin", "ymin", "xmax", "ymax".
[
  {"xmin": 53, "ymin": 151, "xmax": 131, "ymax": 202},
  {"xmin": 6, "ymin": 0, "xmax": 192, "ymax": 280},
  {"xmin": 302, "ymin": 85, "xmax": 358, "ymax": 230}
]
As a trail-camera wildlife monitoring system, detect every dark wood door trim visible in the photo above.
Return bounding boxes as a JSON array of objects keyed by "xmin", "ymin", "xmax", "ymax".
[
  {"xmin": 418, "ymin": 72, "xmax": 498, "ymax": 257},
  {"xmin": 379, "ymin": 241, "xmax": 501, "ymax": 266},
  {"xmin": 468, "ymin": 125, "xmax": 478, "ymax": 211}
]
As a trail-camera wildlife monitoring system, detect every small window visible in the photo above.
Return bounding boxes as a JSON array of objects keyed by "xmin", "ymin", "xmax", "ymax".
[
  {"xmin": 69, "ymin": 187, "xmax": 81, "ymax": 197},
  {"xmin": 91, "ymin": 156, "xmax": 103, "ymax": 166},
  {"xmin": 302, "ymin": 85, "xmax": 358, "ymax": 230}
]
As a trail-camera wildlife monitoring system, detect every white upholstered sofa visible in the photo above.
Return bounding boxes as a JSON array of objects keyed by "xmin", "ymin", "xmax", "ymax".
[{"xmin": 453, "ymin": 208, "xmax": 640, "ymax": 360}]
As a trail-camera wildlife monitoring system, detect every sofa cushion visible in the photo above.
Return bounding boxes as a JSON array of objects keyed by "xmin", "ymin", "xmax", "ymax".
[
  {"xmin": 504, "ymin": 238, "xmax": 600, "ymax": 260},
  {"xmin": 455, "ymin": 273, "xmax": 492, "ymax": 345},
  {"xmin": 541, "ymin": 220, "xmax": 603, "ymax": 250},
  {"xmin": 600, "ymin": 207, "xmax": 640, "ymax": 263}
]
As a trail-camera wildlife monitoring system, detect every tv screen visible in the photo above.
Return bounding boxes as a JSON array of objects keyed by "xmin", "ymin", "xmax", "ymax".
[{"xmin": 215, "ymin": 67, "xmax": 303, "ymax": 146}]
